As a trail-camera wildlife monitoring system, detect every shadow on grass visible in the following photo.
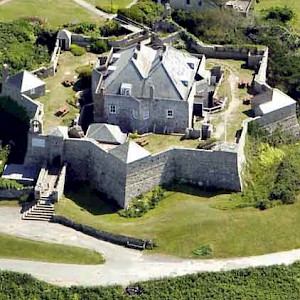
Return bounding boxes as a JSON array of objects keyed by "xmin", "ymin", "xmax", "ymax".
[
  {"xmin": 64, "ymin": 183, "xmax": 119, "ymax": 216},
  {"xmin": 164, "ymin": 183, "xmax": 230, "ymax": 198}
]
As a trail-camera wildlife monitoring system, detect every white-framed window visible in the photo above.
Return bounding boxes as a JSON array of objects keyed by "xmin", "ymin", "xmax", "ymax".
[
  {"xmin": 166, "ymin": 109, "xmax": 174, "ymax": 119},
  {"xmin": 132, "ymin": 109, "xmax": 138, "ymax": 119},
  {"xmin": 30, "ymin": 88, "xmax": 36, "ymax": 95},
  {"xmin": 109, "ymin": 105, "xmax": 116, "ymax": 114},
  {"xmin": 120, "ymin": 83, "xmax": 132, "ymax": 96}
]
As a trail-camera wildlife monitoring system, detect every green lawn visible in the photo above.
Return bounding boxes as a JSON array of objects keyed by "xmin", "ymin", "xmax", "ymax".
[
  {"xmin": 132, "ymin": 134, "xmax": 200, "ymax": 154},
  {"xmin": 87, "ymin": 0, "xmax": 133, "ymax": 12},
  {"xmin": 39, "ymin": 51, "xmax": 99, "ymax": 133},
  {"xmin": 56, "ymin": 185, "xmax": 300, "ymax": 259},
  {"xmin": 255, "ymin": 0, "xmax": 300, "ymax": 32},
  {"xmin": 0, "ymin": 200, "xmax": 19, "ymax": 207},
  {"xmin": 0, "ymin": 233, "xmax": 104, "ymax": 264},
  {"xmin": 0, "ymin": 0, "xmax": 103, "ymax": 28}
]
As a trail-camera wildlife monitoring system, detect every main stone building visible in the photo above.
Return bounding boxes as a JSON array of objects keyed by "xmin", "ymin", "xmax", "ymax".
[{"xmin": 92, "ymin": 44, "xmax": 210, "ymax": 134}]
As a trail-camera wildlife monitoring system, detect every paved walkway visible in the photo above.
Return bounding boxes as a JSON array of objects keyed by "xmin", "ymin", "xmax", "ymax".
[{"xmin": 0, "ymin": 207, "xmax": 300, "ymax": 287}]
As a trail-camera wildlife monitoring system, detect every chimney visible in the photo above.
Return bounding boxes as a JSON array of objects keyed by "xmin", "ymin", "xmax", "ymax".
[
  {"xmin": 133, "ymin": 52, "xmax": 138, "ymax": 60},
  {"xmin": 136, "ymin": 42, "xmax": 141, "ymax": 51},
  {"xmin": 2, "ymin": 64, "xmax": 9, "ymax": 82},
  {"xmin": 150, "ymin": 85, "xmax": 154, "ymax": 100}
]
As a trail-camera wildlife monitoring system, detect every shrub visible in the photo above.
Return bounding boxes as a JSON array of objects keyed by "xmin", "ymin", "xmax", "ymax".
[
  {"xmin": 118, "ymin": 1, "xmax": 164, "ymax": 27},
  {"xmin": 0, "ymin": 178, "xmax": 23, "ymax": 189},
  {"xmin": 118, "ymin": 186, "xmax": 166, "ymax": 218},
  {"xmin": 100, "ymin": 20, "xmax": 123, "ymax": 37},
  {"xmin": 264, "ymin": 6, "xmax": 295, "ymax": 23},
  {"xmin": 193, "ymin": 244, "xmax": 212, "ymax": 256},
  {"xmin": 70, "ymin": 44, "xmax": 86, "ymax": 56},
  {"xmin": 75, "ymin": 65, "xmax": 92, "ymax": 88},
  {"xmin": 90, "ymin": 40, "xmax": 109, "ymax": 54}
]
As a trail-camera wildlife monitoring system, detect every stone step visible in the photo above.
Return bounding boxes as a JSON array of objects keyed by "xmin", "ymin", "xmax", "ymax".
[
  {"xmin": 34, "ymin": 206, "xmax": 55, "ymax": 211},
  {"xmin": 22, "ymin": 215, "xmax": 52, "ymax": 221},
  {"xmin": 25, "ymin": 210, "xmax": 54, "ymax": 217},
  {"xmin": 37, "ymin": 203, "xmax": 54, "ymax": 208}
]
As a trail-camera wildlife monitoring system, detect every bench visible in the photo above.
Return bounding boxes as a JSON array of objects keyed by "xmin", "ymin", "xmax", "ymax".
[{"xmin": 55, "ymin": 106, "xmax": 69, "ymax": 117}]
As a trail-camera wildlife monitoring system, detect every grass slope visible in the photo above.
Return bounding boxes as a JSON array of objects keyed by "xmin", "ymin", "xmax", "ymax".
[
  {"xmin": 0, "ymin": 233, "xmax": 104, "ymax": 264},
  {"xmin": 0, "ymin": 0, "xmax": 103, "ymax": 28},
  {"xmin": 255, "ymin": 0, "xmax": 300, "ymax": 32},
  {"xmin": 56, "ymin": 184, "xmax": 300, "ymax": 258}
]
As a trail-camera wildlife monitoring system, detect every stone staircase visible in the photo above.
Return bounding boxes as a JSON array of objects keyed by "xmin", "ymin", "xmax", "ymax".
[{"xmin": 22, "ymin": 200, "xmax": 55, "ymax": 221}]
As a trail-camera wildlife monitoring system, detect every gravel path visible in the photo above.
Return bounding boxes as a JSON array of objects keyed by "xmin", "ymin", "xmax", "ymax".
[{"xmin": 0, "ymin": 207, "xmax": 300, "ymax": 287}]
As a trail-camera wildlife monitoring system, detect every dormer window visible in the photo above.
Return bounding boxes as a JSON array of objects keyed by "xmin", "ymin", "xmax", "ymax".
[
  {"xmin": 182, "ymin": 80, "xmax": 189, "ymax": 87},
  {"xmin": 187, "ymin": 62, "xmax": 195, "ymax": 69},
  {"xmin": 120, "ymin": 83, "xmax": 132, "ymax": 96}
]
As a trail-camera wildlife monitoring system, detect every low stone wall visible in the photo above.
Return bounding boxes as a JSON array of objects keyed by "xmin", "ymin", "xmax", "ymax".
[
  {"xmin": 52, "ymin": 163, "xmax": 67, "ymax": 202},
  {"xmin": 0, "ymin": 187, "xmax": 33, "ymax": 199},
  {"xmin": 51, "ymin": 215, "xmax": 154, "ymax": 250}
]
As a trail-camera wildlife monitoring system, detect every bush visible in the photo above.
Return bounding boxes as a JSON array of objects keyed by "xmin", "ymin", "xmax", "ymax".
[
  {"xmin": 75, "ymin": 65, "xmax": 93, "ymax": 88},
  {"xmin": 264, "ymin": 6, "xmax": 295, "ymax": 23},
  {"xmin": 0, "ymin": 178, "xmax": 23, "ymax": 189},
  {"xmin": 193, "ymin": 244, "xmax": 212, "ymax": 256},
  {"xmin": 70, "ymin": 44, "xmax": 86, "ymax": 56},
  {"xmin": 90, "ymin": 40, "xmax": 109, "ymax": 54},
  {"xmin": 118, "ymin": 186, "xmax": 166, "ymax": 218},
  {"xmin": 100, "ymin": 20, "xmax": 123, "ymax": 37},
  {"xmin": 118, "ymin": 1, "xmax": 164, "ymax": 27}
]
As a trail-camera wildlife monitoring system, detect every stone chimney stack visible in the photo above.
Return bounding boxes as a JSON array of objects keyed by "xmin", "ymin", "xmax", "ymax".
[
  {"xmin": 2, "ymin": 64, "xmax": 9, "ymax": 82},
  {"xmin": 150, "ymin": 85, "xmax": 154, "ymax": 100}
]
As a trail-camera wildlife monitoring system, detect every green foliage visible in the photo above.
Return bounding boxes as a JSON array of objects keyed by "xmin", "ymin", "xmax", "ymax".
[
  {"xmin": 264, "ymin": 6, "xmax": 295, "ymax": 23},
  {"xmin": 90, "ymin": 40, "xmax": 109, "ymax": 54},
  {"xmin": 0, "ymin": 20, "xmax": 50, "ymax": 82},
  {"xmin": 63, "ymin": 22, "xmax": 97, "ymax": 35},
  {"xmin": 0, "ymin": 146, "xmax": 10, "ymax": 175},
  {"xmin": 0, "ymin": 96, "xmax": 30, "ymax": 125},
  {"xmin": 0, "ymin": 178, "xmax": 23, "ymax": 190},
  {"xmin": 118, "ymin": 1, "xmax": 164, "ymax": 27},
  {"xmin": 100, "ymin": 20, "xmax": 123, "ymax": 37},
  {"xmin": 70, "ymin": 44, "xmax": 86, "ymax": 56},
  {"xmin": 75, "ymin": 65, "xmax": 92, "ymax": 88},
  {"xmin": 193, "ymin": 244, "xmax": 212, "ymax": 256},
  {"xmin": 236, "ymin": 124, "xmax": 300, "ymax": 210},
  {"xmin": 5, "ymin": 262, "xmax": 300, "ymax": 298},
  {"xmin": 118, "ymin": 186, "xmax": 166, "ymax": 218}
]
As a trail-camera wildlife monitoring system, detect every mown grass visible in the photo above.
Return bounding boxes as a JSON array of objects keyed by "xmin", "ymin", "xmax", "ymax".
[
  {"xmin": 0, "ymin": 0, "xmax": 103, "ymax": 28},
  {"xmin": 39, "ymin": 51, "xmax": 99, "ymax": 133},
  {"xmin": 136, "ymin": 134, "xmax": 200, "ymax": 154},
  {"xmin": 88, "ymin": 0, "xmax": 133, "ymax": 12},
  {"xmin": 56, "ymin": 182, "xmax": 300, "ymax": 259},
  {"xmin": 0, "ymin": 200, "xmax": 19, "ymax": 207},
  {"xmin": 0, "ymin": 233, "xmax": 104, "ymax": 264}
]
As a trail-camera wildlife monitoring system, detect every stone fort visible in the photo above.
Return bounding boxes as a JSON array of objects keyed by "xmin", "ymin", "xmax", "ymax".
[{"xmin": 1, "ymin": 28, "xmax": 299, "ymax": 208}]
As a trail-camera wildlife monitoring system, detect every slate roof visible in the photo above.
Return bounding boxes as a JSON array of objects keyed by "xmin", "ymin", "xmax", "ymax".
[
  {"xmin": 86, "ymin": 123, "xmax": 127, "ymax": 144},
  {"xmin": 103, "ymin": 44, "xmax": 201, "ymax": 101},
  {"xmin": 258, "ymin": 89, "xmax": 295, "ymax": 114},
  {"xmin": 109, "ymin": 141, "xmax": 150, "ymax": 163},
  {"xmin": 49, "ymin": 126, "xmax": 69, "ymax": 138},
  {"xmin": 6, "ymin": 70, "xmax": 45, "ymax": 93}
]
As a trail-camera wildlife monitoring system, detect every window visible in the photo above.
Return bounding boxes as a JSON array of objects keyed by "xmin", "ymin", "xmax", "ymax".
[
  {"xmin": 132, "ymin": 109, "xmax": 138, "ymax": 119},
  {"xmin": 186, "ymin": 0, "xmax": 190, "ymax": 4},
  {"xmin": 166, "ymin": 109, "xmax": 174, "ymax": 119},
  {"xmin": 120, "ymin": 83, "xmax": 132, "ymax": 96},
  {"xmin": 142, "ymin": 109, "xmax": 149, "ymax": 120},
  {"xmin": 30, "ymin": 88, "xmax": 36, "ymax": 95},
  {"xmin": 109, "ymin": 105, "xmax": 116, "ymax": 114},
  {"xmin": 198, "ymin": 0, "xmax": 202, "ymax": 6}
]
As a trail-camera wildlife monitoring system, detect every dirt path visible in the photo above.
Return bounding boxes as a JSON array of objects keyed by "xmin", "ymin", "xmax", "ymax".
[
  {"xmin": 210, "ymin": 69, "xmax": 240, "ymax": 141},
  {"xmin": 71, "ymin": 0, "xmax": 116, "ymax": 20},
  {"xmin": 1, "ymin": 207, "xmax": 300, "ymax": 287},
  {"xmin": 0, "ymin": 0, "xmax": 12, "ymax": 5}
]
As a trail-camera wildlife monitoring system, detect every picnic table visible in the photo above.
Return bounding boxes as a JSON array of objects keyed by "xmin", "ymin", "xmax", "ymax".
[{"xmin": 55, "ymin": 106, "xmax": 69, "ymax": 117}]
